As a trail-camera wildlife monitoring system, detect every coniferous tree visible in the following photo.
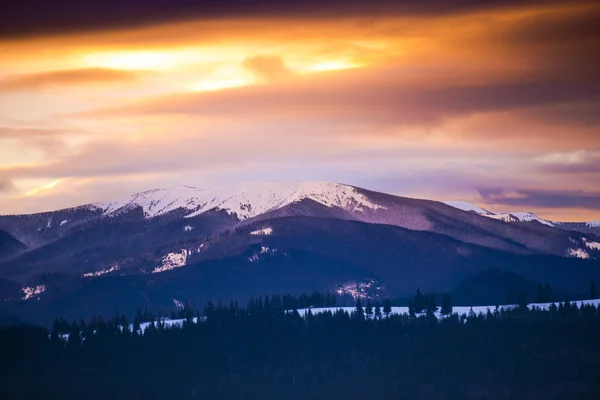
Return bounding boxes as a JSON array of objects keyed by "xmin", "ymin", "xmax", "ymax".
[
  {"xmin": 441, "ymin": 293, "xmax": 453, "ymax": 315},
  {"xmin": 133, "ymin": 317, "xmax": 141, "ymax": 337},
  {"xmin": 365, "ymin": 299, "xmax": 373, "ymax": 319},
  {"xmin": 426, "ymin": 294, "xmax": 438, "ymax": 313},
  {"xmin": 414, "ymin": 288, "xmax": 425, "ymax": 313},
  {"xmin": 517, "ymin": 293, "xmax": 528, "ymax": 313},
  {"xmin": 354, "ymin": 298, "xmax": 365, "ymax": 320},
  {"xmin": 408, "ymin": 298, "xmax": 416, "ymax": 317},
  {"xmin": 383, "ymin": 298, "xmax": 392, "ymax": 317},
  {"xmin": 374, "ymin": 304, "xmax": 382, "ymax": 319},
  {"xmin": 67, "ymin": 321, "xmax": 81, "ymax": 348},
  {"xmin": 468, "ymin": 307, "xmax": 476, "ymax": 319},
  {"xmin": 50, "ymin": 318, "xmax": 61, "ymax": 342}
]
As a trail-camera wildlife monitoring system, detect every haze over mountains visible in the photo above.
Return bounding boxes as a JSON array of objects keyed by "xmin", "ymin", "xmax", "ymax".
[{"xmin": 0, "ymin": 181, "xmax": 598, "ymax": 325}]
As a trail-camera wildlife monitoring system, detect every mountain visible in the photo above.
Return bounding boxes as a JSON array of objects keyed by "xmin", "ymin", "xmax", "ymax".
[
  {"xmin": 444, "ymin": 200, "xmax": 600, "ymax": 234},
  {"xmin": 0, "ymin": 181, "xmax": 598, "ymax": 325},
  {"xmin": 0, "ymin": 229, "xmax": 27, "ymax": 260}
]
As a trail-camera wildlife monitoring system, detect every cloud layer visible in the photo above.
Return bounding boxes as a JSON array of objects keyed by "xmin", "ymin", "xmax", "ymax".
[{"xmin": 0, "ymin": 1, "xmax": 598, "ymax": 221}]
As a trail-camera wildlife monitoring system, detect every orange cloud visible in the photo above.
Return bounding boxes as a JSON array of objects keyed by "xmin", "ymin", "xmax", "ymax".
[
  {"xmin": 0, "ymin": 68, "xmax": 145, "ymax": 90},
  {"xmin": 243, "ymin": 55, "xmax": 290, "ymax": 81},
  {"xmin": 1, "ymin": 1, "xmax": 599, "ymax": 220}
]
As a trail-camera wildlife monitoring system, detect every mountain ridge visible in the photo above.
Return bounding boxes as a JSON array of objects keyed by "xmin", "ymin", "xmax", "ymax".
[
  {"xmin": 0, "ymin": 181, "xmax": 599, "ymax": 325},
  {"xmin": 3, "ymin": 182, "xmax": 596, "ymax": 227}
]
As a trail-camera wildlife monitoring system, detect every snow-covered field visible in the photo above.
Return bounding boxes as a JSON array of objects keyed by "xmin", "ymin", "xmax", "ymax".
[
  {"xmin": 135, "ymin": 317, "xmax": 199, "ymax": 334},
  {"xmin": 56, "ymin": 299, "xmax": 600, "ymax": 341},
  {"xmin": 297, "ymin": 299, "xmax": 600, "ymax": 319}
]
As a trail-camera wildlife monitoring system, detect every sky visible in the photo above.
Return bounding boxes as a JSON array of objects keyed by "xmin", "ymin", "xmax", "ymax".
[{"xmin": 1, "ymin": 0, "xmax": 599, "ymax": 221}]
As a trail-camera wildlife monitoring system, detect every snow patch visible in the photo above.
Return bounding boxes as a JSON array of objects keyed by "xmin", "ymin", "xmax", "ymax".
[
  {"xmin": 335, "ymin": 280, "xmax": 382, "ymax": 300},
  {"xmin": 250, "ymin": 227, "xmax": 273, "ymax": 236},
  {"xmin": 21, "ymin": 285, "xmax": 46, "ymax": 300},
  {"xmin": 94, "ymin": 181, "xmax": 385, "ymax": 220},
  {"xmin": 183, "ymin": 225, "xmax": 193, "ymax": 232},
  {"xmin": 247, "ymin": 246, "xmax": 281, "ymax": 263},
  {"xmin": 59, "ymin": 219, "xmax": 68, "ymax": 226},
  {"xmin": 587, "ymin": 220, "xmax": 600, "ymax": 228},
  {"xmin": 297, "ymin": 299, "xmax": 600, "ymax": 319},
  {"xmin": 83, "ymin": 265, "xmax": 120, "ymax": 278},
  {"xmin": 173, "ymin": 298, "xmax": 184, "ymax": 310},
  {"xmin": 568, "ymin": 248, "xmax": 590, "ymax": 259},
  {"xmin": 505, "ymin": 212, "xmax": 554, "ymax": 226},
  {"xmin": 583, "ymin": 238, "xmax": 600, "ymax": 251},
  {"xmin": 152, "ymin": 251, "xmax": 187, "ymax": 274}
]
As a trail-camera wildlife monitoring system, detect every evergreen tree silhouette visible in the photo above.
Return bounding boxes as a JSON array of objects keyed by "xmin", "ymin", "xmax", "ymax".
[
  {"xmin": 426, "ymin": 293, "xmax": 438, "ymax": 313},
  {"xmin": 383, "ymin": 298, "xmax": 392, "ymax": 317},
  {"xmin": 354, "ymin": 298, "xmax": 365, "ymax": 320},
  {"xmin": 441, "ymin": 293, "xmax": 453, "ymax": 315},
  {"xmin": 365, "ymin": 299, "xmax": 373, "ymax": 319},
  {"xmin": 408, "ymin": 298, "xmax": 416, "ymax": 317},
  {"xmin": 414, "ymin": 288, "xmax": 425, "ymax": 313},
  {"xmin": 517, "ymin": 293, "xmax": 528, "ymax": 313},
  {"xmin": 375, "ymin": 304, "xmax": 382, "ymax": 319}
]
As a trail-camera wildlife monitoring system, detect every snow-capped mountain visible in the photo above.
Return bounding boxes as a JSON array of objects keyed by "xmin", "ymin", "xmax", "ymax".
[
  {"xmin": 442, "ymin": 201, "xmax": 494, "ymax": 216},
  {"xmin": 0, "ymin": 181, "xmax": 599, "ymax": 326},
  {"xmin": 94, "ymin": 181, "xmax": 384, "ymax": 219},
  {"xmin": 443, "ymin": 200, "xmax": 600, "ymax": 234},
  {"xmin": 444, "ymin": 201, "xmax": 556, "ymax": 227}
]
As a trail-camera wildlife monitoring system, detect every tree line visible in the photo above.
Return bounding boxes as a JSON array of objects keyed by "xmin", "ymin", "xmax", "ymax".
[{"xmin": 2, "ymin": 291, "xmax": 600, "ymax": 399}]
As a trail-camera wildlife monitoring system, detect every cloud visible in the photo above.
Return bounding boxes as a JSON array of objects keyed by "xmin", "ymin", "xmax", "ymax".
[
  {"xmin": 243, "ymin": 55, "xmax": 290, "ymax": 81},
  {"xmin": 0, "ymin": 178, "xmax": 15, "ymax": 194},
  {"xmin": 0, "ymin": 126, "xmax": 81, "ymax": 154},
  {"xmin": 478, "ymin": 188, "xmax": 600, "ymax": 209},
  {"xmin": 81, "ymin": 66, "xmax": 600, "ymax": 131},
  {"xmin": 536, "ymin": 150, "xmax": 600, "ymax": 173},
  {"xmin": 0, "ymin": 68, "xmax": 145, "ymax": 90},
  {"xmin": 3, "ymin": 0, "xmax": 592, "ymax": 38}
]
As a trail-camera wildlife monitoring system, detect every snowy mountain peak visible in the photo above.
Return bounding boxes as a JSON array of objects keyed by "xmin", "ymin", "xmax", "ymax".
[
  {"xmin": 93, "ymin": 181, "xmax": 385, "ymax": 220},
  {"xmin": 587, "ymin": 220, "xmax": 600, "ymax": 228},
  {"xmin": 444, "ymin": 201, "xmax": 554, "ymax": 227},
  {"xmin": 443, "ymin": 201, "xmax": 493, "ymax": 215}
]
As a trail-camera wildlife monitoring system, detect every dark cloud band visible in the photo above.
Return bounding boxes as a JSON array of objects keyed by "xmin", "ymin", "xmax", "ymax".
[
  {"xmin": 479, "ymin": 188, "xmax": 600, "ymax": 209},
  {"xmin": 2, "ymin": 0, "xmax": 591, "ymax": 38}
]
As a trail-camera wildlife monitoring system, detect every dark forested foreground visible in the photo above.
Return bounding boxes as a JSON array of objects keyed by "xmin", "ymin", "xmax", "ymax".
[{"xmin": 2, "ymin": 298, "xmax": 600, "ymax": 400}]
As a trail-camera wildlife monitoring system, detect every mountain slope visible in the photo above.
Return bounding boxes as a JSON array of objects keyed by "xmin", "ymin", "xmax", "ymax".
[
  {"xmin": 0, "ymin": 180, "xmax": 599, "ymax": 327},
  {"xmin": 0, "ymin": 182, "xmax": 596, "ymax": 267},
  {"xmin": 443, "ymin": 200, "xmax": 600, "ymax": 234},
  {"xmin": 0, "ymin": 229, "xmax": 27, "ymax": 260},
  {"xmin": 2, "ymin": 215, "xmax": 598, "ymax": 325}
]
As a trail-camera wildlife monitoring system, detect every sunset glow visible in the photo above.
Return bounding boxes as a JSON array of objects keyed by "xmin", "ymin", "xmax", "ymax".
[{"xmin": 1, "ymin": 1, "xmax": 598, "ymax": 221}]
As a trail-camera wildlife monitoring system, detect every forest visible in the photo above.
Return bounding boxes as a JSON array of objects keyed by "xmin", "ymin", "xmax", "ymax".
[{"xmin": 2, "ymin": 292, "xmax": 600, "ymax": 399}]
